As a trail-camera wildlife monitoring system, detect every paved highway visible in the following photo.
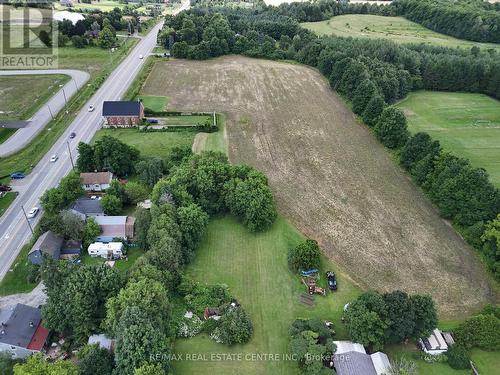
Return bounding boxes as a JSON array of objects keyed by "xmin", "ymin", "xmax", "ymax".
[
  {"xmin": 0, "ymin": 69, "xmax": 90, "ymax": 157},
  {"xmin": 0, "ymin": 21, "xmax": 164, "ymax": 280}
]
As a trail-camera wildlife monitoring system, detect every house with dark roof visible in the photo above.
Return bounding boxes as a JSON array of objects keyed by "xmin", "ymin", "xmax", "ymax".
[
  {"xmin": 28, "ymin": 231, "xmax": 64, "ymax": 265},
  {"xmin": 0, "ymin": 304, "xmax": 49, "ymax": 359},
  {"xmin": 60, "ymin": 240, "xmax": 82, "ymax": 260},
  {"xmin": 80, "ymin": 172, "xmax": 113, "ymax": 192},
  {"xmin": 333, "ymin": 341, "xmax": 391, "ymax": 375},
  {"xmin": 102, "ymin": 101, "xmax": 144, "ymax": 127},
  {"xmin": 71, "ymin": 197, "xmax": 104, "ymax": 219}
]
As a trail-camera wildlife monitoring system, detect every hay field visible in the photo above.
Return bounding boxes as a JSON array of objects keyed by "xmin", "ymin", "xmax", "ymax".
[{"xmin": 142, "ymin": 56, "xmax": 499, "ymax": 317}]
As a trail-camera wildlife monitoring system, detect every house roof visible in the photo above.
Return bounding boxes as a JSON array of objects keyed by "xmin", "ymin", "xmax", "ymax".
[
  {"xmin": 370, "ymin": 352, "xmax": 391, "ymax": 375},
  {"xmin": 61, "ymin": 240, "xmax": 82, "ymax": 255},
  {"xmin": 26, "ymin": 323, "xmax": 49, "ymax": 351},
  {"xmin": 80, "ymin": 172, "xmax": 113, "ymax": 185},
  {"xmin": 0, "ymin": 304, "xmax": 43, "ymax": 349},
  {"xmin": 95, "ymin": 216, "xmax": 127, "ymax": 238},
  {"xmin": 29, "ymin": 231, "xmax": 63, "ymax": 259},
  {"xmin": 423, "ymin": 328, "xmax": 448, "ymax": 351},
  {"xmin": 88, "ymin": 334, "xmax": 113, "ymax": 350},
  {"xmin": 102, "ymin": 101, "xmax": 142, "ymax": 117},
  {"xmin": 72, "ymin": 198, "xmax": 104, "ymax": 215},
  {"xmin": 95, "ymin": 216, "xmax": 127, "ymax": 225},
  {"xmin": 334, "ymin": 351, "xmax": 377, "ymax": 375},
  {"xmin": 334, "ymin": 341, "xmax": 366, "ymax": 355}
]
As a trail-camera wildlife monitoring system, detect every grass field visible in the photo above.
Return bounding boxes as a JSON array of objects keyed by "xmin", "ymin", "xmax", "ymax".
[
  {"xmin": 0, "ymin": 244, "xmax": 36, "ymax": 296},
  {"xmin": 396, "ymin": 91, "xmax": 500, "ymax": 187},
  {"xmin": 80, "ymin": 247, "xmax": 143, "ymax": 275},
  {"xmin": 0, "ymin": 74, "xmax": 70, "ymax": 120},
  {"xmin": 138, "ymin": 94, "xmax": 168, "ymax": 112},
  {"xmin": 55, "ymin": 0, "xmax": 126, "ymax": 12},
  {"xmin": 0, "ymin": 192, "xmax": 16, "ymax": 217},
  {"xmin": 174, "ymin": 216, "xmax": 361, "ymax": 375},
  {"xmin": 141, "ymin": 56, "xmax": 499, "ymax": 318},
  {"xmin": 93, "ymin": 128, "xmax": 195, "ymax": 159},
  {"xmin": 302, "ymin": 15, "xmax": 500, "ymax": 51},
  {"xmin": 0, "ymin": 38, "xmax": 137, "ymax": 183}
]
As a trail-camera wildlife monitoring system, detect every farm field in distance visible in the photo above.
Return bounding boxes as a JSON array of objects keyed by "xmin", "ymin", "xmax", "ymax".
[
  {"xmin": 302, "ymin": 15, "xmax": 500, "ymax": 51},
  {"xmin": 396, "ymin": 91, "xmax": 500, "ymax": 187},
  {"xmin": 142, "ymin": 56, "xmax": 499, "ymax": 318}
]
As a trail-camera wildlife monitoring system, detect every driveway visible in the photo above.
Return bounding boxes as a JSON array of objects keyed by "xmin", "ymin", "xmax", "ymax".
[
  {"xmin": 0, "ymin": 282, "xmax": 46, "ymax": 308},
  {"xmin": 0, "ymin": 69, "xmax": 90, "ymax": 157}
]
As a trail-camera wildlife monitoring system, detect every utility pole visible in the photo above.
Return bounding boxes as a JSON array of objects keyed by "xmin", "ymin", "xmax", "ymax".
[
  {"xmin": 21, "ymin": 205, "xmax": 34, "ymax": 235},
  {"xmin": 67, "ymin": 141, "xmax": 75, "ymax": 169},
  {"xmin": 47, "ymin": 104, "xmax": 54, "ymax": 119}
]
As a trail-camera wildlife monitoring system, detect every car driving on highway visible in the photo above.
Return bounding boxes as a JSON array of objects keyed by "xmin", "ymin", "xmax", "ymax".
[
  {"xmin": 27, "ymin": 207, "xmax": 39, "ymax": 219},
  {"xmin": 50, "ymin": 154, "xmax": 58, "ymax": 163},
  {"xmin": 88, "ymin": 105, "xmax": 95, "ymax": 112},
  {"xmin": 69, "ymin": 132, "xmax": 76, "ymax": 139}
]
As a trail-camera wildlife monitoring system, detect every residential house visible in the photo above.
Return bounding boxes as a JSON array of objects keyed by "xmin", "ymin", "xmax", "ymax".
[
  {"xmin": 94, "ymin": 216, "xmax": 135, "ymax": 242},
  {"xmin": 60, "ymin": 240, "xmax": 82, "ymax": 260},
  {"xmin": 71, "ymin": 197, "xmax": 104, "ymax": 219},
  {"xmin": 419, "ymin": 328, "xmax": 454, "ymax": 355},
  {"xmin": 87, "ymin": 242, "xmax": 124, "ymax": 259},
  {"xmin": 28, "ymin": 231, "xmax": 63, "ymax": 265},
  {"xmin": 0, "ymin": 304, "xmax": 49, "ymax": 359},
  {"xmin": 80, "ymin": 172, "xmax": 113, "ymax": 192},
  {"xmin": 102, "ymin": 101, "xmax": 144, "ymax": 127},
  {"xmin": 333, "ymin": 341, "xmax": 391, "ymax": 375},
  {"xmin": 88, "ymin": 334, "xmax": 114, "ymax": 351}
]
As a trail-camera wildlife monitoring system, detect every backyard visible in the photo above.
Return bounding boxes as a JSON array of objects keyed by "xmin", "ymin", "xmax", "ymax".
[
  {"xmin": 301, "ymin": 14, "xmax": 500, "ymax": 51},
  {"xmin": 396, "ymin": 91, "xmax": 500, "ymax": 187}
]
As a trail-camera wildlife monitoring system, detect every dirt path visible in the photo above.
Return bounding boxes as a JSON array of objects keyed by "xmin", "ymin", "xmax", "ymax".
[{"xmin": 143, "ymin": 56, "xmax": 498, "ymax": 318}]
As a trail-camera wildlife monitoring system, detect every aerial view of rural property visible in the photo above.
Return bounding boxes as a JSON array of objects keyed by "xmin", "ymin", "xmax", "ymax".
[{"xmin": 0, "ymin": 0, "xmax": 500, "ymax": 374}]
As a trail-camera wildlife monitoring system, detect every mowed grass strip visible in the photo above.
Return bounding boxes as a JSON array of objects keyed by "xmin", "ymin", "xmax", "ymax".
[
  {"xmin": 0, "ymin": 74, "xmax": 70, "ymax": 120},
  {"xmin": 174, "ymin": 216, "xmax": 361, "ymax": 375},
  {"xmin": 396, "ymin": 91, "xmax": 500, "ymax": 186},
  {"xmin": 93, "ymin": 128, "xmax": 195, "ymax": 159},
  {"xmin": 302, "ymin": 15, "xmax": 500, "ymax": 51}
]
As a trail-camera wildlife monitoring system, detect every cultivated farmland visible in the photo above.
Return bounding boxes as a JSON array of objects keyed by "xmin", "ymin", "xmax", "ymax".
[
  {"xmin": 396, "ymin": 91, "xmax": 500, "ymax": 187},
  {"xmin": 302, "ymin": 15, "xmax": 500, "ymax": 51},
  {"xmin": 142, "ymin": 56, "xmax": 499, "ymax": 317}
]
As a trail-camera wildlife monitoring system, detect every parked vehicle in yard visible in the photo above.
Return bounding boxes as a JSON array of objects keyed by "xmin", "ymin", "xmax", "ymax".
[
  {"xmin": 10, "ymin": 172, "xmax": 25, "ymax": 179},
  {"xmin": 27, "ymin": 207, "xmax": 39, "ymax": 219},
  {"xmin": 49, "ymin": 154, "xmax": 58, "ymax": 163},
  {"xmin": 0, "ymin": 184, "xmax": 12, "ymax": 192},
  {"xmin": 326, "ymin": 271, "xmax": 337, "ymax": 291}
]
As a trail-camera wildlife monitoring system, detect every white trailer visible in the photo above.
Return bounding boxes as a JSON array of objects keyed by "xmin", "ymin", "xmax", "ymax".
[{"xmin": 88, "ymin": 242, "xmax": 123, "ymax": 259}]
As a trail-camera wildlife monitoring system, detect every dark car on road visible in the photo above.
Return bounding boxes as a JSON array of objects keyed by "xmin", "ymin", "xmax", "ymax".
[
  {"xmin": 10, "ymin": 172, "xmax": 25, "ymax": 179},
  {"xmin": 69, "ymin": 132, "xmax": 76, "ymax": 139},
  {"xmin": 326, "ymin": 271, "xmax": 337, "ymax": 291}
]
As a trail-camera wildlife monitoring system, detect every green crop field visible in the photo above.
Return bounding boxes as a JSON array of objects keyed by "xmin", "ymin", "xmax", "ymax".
[
  {"xmin": 0, "ymin": 74, "xmax": 70, "ymax": 121},
  {"xmin": 173, "ymin": 216, "xmax": 361, "ymax": 375},
  {"xmin": 302, "ymin": 15, "xmax": 500, "ymax": 51},
  {"xmin": 396, "ymin": 91, "xmax": 500, "ymax": 187}
]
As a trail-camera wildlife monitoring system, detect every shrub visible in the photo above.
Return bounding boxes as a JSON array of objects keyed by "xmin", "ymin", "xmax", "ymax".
[
  {"xmin": 213, "ymin": 303, "xmax": 253, "ymax": 345},
  {"xmin": 287, "ymin": 239, "xmax": 321, "ymax": 272},
  {"xmin": 447, "ymin": 345, "xmax": 471, "ymax": 370},
  {"xmin": 177, "ymin": 315, "xmax": 204, "ymax": 338},
  {"xmin": 374, "ymin": 107, "xmax": 409, "ymax": 149},
  {"xmin": 454, "ymin": 314, "xmax": 500, "ymax": 350}
]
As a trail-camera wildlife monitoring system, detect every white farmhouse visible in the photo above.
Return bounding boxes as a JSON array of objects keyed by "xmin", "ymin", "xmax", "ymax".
[
  {"xmin": 88, "ymin": 242, "xmax": 123, "ymax": 259},
  {"xmin": 80, "ymin": 172, "xmax": 113, "ymax": 192}
]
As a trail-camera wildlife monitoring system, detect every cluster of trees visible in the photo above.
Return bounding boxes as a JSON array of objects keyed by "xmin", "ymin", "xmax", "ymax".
[
  {"xmin": 401, "ymin": 134, "xmax": 500, "ymax": 278},
  {"xmin": 454, "ymin": 304, "xmax": 500, "ymax": 351},
  {"xmin": 57, "ymin": 8, "xmax": 132, "ymax": 48},
  {"xmin": 77, "ymin": 136, "xmax": 140, "ymax": 176},
  {"xmin": 344, "ymin": 290, "xmax": 437, "ymax": 351},
  {"xmin": 288, "ymin": 239, "xmax": 322, "ymax": 272},
  {"xmin": 289, "ymin": 318, "xmax": 335, "ymax": 375},
  {"xmin": 391, "ymin": 0, "xmax": 500, "ymax": 43}
]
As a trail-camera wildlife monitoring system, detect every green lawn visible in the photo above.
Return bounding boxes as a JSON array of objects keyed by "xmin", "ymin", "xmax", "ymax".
[
  {"xmin": 302, "ymin": 15, "xmax": 500, "ymax": 51},
  {"xmin": 0, "ymin": 129, "xmax": 16, "ymax": 145},
  {"xmin": 0, "ymin": 244, "xmax": 36, "ymax": 296},
  {"xmin": 138, "ymin": 95, "xmax": 168, "ymax": 112},
  {"xmin": 0, "ymin": 74, "xmax": 70, "ymax": 120},
  {"xmin": 161, "ymin": 115, "xmax": 211, "ymax": 125},
  {"xmin": 55, "ymin": 0, "xmax": 126, "ymax": 12},
  {"xmin": 80, "ymin": 248, "xmax": 143, "ymax": 275},
  {"xmin": 93, "ymin": 128, "xmax": 196, "ymax": 159},
  {"xmin": 386, "ymin": 344, "xmax": 500, "ymax": 375},
  {"xmin": 395, "ymin": 91, "xmax": 500, "ymax": 187},
  {"xmin": 0, "ymin": 38, "xmax": 138, "ymax": 183},
  {"xmin": 0, "ymin": 192, "xmax": 16, "ymax": 217},
  {"xmin": 192, "ymin": 114, "xmax": 228, "ymax": 155},
  {"xmin": 173, "ymin": 216, "xmax": 362, "ymax": 375}
]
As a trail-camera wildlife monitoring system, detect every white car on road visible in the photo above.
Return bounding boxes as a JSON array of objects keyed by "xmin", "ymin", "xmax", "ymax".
[
  {"xmin": 139, "ymin": 54, "xmax": 143, "ymax": 59},
  {"xmin": 88, "ymin": 105, "xmax": 95, "ymax": 112},
  {"xmin": 49, "ymin": 154, "xmax": 58, "ymax": 163},
  {"xmin": 27, "ymin": 207, "xmax": 39, "ymax": 219}
]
